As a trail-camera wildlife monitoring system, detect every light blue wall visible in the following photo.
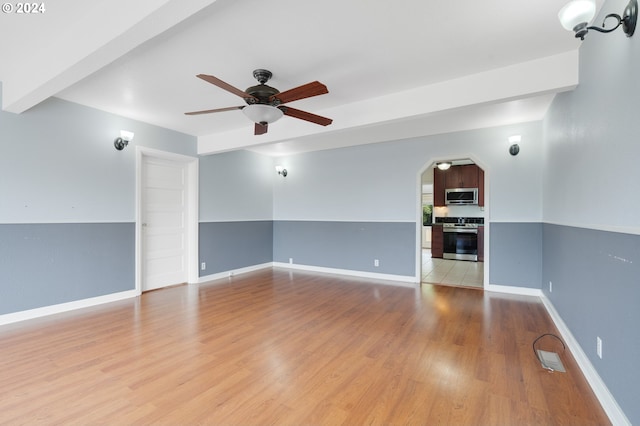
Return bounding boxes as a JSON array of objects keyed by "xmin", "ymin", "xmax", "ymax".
[
  {"xmin": 199, "ymin": 150, "xmax": 273, "ymax": 222},
  {"xmin": 198, "ymin": 150, "xmax": 275, "ymax": 276},
  {"xmin": 0, "ymin": 223, "xmax": 134, "ymax": 314},
  {"xmin": 541, "ymin": 0, "xmax": 640, "ymax": 422},
  {"xmin": 271, "ymin": 122, "xmax": 544, "ymax": 281},
  {"xmin": 0, "ymin": 89, "xmax": 197, "ymax": 315},
  {"xmin": 543, "ymin": 2, "xmax": 640, "ymax": 230},
  {"xmin": 199, "ymin": 221, "xmax": 273, "ymax": 275},
  {"xmin": 489, "ymin": 223, "xmax": 542, "ymax": 288},
  {"xmin": 195, "ymin": 118, "xmax": 546, "ymax": 282},
  {"xmin": 273, "ymin": 221, "xmax": 415, "ymax": 276},
  {"xmin": 0, "ymin": 95, "xmax": 196, "ymax": 223},
  {"xmin": 542, "ymin": 225, "xmax": 640, "ymax": 422},
  {"xmin": 2, "ymin": 83, "xmax": 547, "ymax": 313},
  {"xmin": 273, "ymin": 122, "xmax": 544, "ymax": 222}
]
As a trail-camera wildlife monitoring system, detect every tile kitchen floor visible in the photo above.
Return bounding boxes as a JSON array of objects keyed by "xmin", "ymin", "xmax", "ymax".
[{"xmin": 421, "ymin": 249, "xmax": 484, "ymax": 289}]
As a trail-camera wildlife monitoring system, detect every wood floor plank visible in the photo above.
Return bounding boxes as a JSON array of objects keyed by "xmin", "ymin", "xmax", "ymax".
[{"xmin": 0, "ymin": 269, "xmax": 611, "ymax": 425}]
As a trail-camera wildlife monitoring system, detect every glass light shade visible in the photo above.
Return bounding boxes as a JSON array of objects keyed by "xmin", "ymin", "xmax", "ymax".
[
  {"xmin": 558, "ymin": 0, "xmax": 596, "ymax": 30},
  {"xmin": 120, "ymin": 130, "xmax": 134, "ymax": 142},
  {"xmin": 242, "ymin": 104, "xmax": 284, "ymax": 124},
  {"xmin": 275, "ymin": 165, "xmax": 288, "ymax": 177},
  {"xmin": 436, "ymin": 162, "xmax": 452, "ymax": 170}
]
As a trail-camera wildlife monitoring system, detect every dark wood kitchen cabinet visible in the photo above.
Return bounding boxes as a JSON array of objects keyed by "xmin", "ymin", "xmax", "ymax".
[
  {"xmin": 433, "ymin": 168, "xmax": 446, "ymax": 207},
  {"xmin": 477, "ymin": 225, "xmax": 484, "ymax": 262},
  {"xmin": 446, "ymin": 164, "xmax": 478, "ymax": 189},
  {"xmin": 433, "ymin": 163, "xmax": 485, "ymax": 207},
  {"xmin": 431, "ymin": 225, "xmax": 443, "ymax": 258},
  {"xmin": 478, "ymin": 167, "xmax": 485, "ymax": 207}
]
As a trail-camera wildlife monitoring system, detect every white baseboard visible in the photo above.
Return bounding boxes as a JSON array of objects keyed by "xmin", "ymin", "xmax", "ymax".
[
  {"xmin": 485, "ymin": 283, "xmax": 542, "ymax": 297},
  {"xmin": 540, "ymin": 294, "xmax": 630, "ymax": 426},
  {"xmin": 272, "ymin": 262, "xmax": 418, "ymax": 286},
  {"xmin": 197, "ymin": 262, "xmax": 272, "ymax": 284},
  {"xmin": 1, "ymin": 262, "xmax": 410, "ymax": 326},
  {"xmin": 0, "ymin": 290, "xmax": 138, "ymax": 326}
]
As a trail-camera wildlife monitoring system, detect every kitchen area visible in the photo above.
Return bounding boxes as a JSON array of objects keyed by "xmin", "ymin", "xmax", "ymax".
[{"xmin": 421, "ymin": 160, "xmax": 485, "ymax": 288}]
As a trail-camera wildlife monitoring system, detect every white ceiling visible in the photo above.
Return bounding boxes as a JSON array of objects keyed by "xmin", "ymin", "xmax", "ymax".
[{"xmin": 0, "ymin": 0, "xmax": 603, "ymax": 156}]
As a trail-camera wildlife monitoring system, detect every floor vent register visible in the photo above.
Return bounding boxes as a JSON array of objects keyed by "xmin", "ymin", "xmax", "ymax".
[{"xmin": 537, "ymin": 350, "xmax": 566, "ymax": 372}]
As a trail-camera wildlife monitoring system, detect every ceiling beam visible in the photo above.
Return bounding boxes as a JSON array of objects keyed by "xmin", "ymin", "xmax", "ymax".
[
  {"xmin": 1, "ymin": 0, "xmax": 219, "ymax": 114},
  {"xmin": 198, "ymin": 51, "xmax": 579, "ymax": 155}
]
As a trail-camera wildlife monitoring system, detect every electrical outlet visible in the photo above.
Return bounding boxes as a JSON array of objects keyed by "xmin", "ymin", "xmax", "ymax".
[
  {"xmin": 201, "ymin": 262, "xmax": 206, "ymax": 270},
  {"xmin": 597, "ymin": 336, "xmax": 603, "ymax": 359},
  {"xmin": 374, "ymin": 259, "xmax": 380, "ymax": 267},
  {"xmin": 289, "ymin": 258, "xmax": 293, "ymax": 264},
  {"xmin": 549, "ymin": 281, "xmax": 553, "ymax": 293}
]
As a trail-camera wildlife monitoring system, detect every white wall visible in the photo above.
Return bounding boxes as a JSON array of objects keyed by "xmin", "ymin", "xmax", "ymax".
[{"xmin": 273, "ymin": 121, "xmax": 544, "ymax": 223}]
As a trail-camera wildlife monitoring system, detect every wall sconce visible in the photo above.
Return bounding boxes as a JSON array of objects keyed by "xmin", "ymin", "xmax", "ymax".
[
  {"xmin": 114, "ymin": 130, "xmax": 134, "ymax": 150},
  {"xmin": 275, "ymin": 165, "xmax": 288, "ymax": 177},
  {"xmin": 558, "ymin": 0, "xmax": 637, "ymax": 40},
  {"xmin": 436, "ymin": 162, "xmax": 452, "ymax": 171},
  {"xmin": 509, "ymin": 135, "xmax": 521, "ymax": 156}
]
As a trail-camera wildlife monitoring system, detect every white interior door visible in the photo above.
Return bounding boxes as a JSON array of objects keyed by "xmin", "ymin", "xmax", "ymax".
[{"xmin": 141, "ymin": 155, "xmax": 189, "ymax": 291}]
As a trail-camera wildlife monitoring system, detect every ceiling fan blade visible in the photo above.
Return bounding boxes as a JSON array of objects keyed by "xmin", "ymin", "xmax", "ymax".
[
  {"xmin": 280, "ymin": 106, "xmax": 333, "ymax": 126},
  {"xmin": 196, "ymin": 74, "xmax": 257, "ymax": 100},
  {"xmin": 269, "ymin": 81, "xmax": 328, "ymax": 104},
  {"xmin": 255, "ymin": 122, "xmax": 268, "ymax": 135},
  {"xmin": 184, "ymin": 106, "xmax": 244, "ymax": 115}
]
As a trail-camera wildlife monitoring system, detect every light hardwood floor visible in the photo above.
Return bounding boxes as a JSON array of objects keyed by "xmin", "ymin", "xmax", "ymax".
[{"xmin": 0, "ymin": 269, "xmax": 609, "ymax": 425}]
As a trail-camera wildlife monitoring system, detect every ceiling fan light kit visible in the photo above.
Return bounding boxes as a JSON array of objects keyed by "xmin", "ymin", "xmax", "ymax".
[
  {"xmin": 558, "ymin": 0, "xmax": 637, "ymax": 40},
  {"xmin": 186, "ymin": 69, "xmax": 333, "ymax": 135},
  {"xmin": 242, "ymin": 104, "xmax": 284, "ymax": 124}
]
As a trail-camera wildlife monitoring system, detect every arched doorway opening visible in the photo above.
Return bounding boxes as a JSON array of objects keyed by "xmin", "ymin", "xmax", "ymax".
[{"xmin": 419, "ymin": 158, "xmax": 486, "ymax": 289}]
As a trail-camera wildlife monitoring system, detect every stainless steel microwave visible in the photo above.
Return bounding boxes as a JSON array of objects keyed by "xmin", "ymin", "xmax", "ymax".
[{"xmin": 445, "ymin": 188, "xmax": 478, "ymax": 205}]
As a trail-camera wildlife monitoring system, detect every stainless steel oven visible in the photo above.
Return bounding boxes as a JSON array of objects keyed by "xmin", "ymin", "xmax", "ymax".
[{"xmin": 442, "ymin": 221, "xmax": 479, "ymax": 261}]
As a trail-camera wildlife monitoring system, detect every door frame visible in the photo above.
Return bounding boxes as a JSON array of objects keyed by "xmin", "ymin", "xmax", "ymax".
[
  {"xmin": 415, "ymin": 155, "xmax": 490, "ymax": 287},
  {"xmin": 135, "ymin": 147, "xmax": 199, "ymax": 295}
]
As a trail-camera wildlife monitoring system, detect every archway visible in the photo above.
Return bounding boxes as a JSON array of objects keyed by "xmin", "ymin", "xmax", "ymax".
[{"xmin": 416, "ymin": 158, "xmax": 488, "ymax": 289}]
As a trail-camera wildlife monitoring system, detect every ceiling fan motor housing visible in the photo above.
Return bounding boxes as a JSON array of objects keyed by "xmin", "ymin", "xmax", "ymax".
[
  {"xmin": 245, "ymin": 70, "xmax": 280, "ymax": 105},
  {"xmin": 245, "ymin": 83, "xmax": 280, "ymax": 105}
]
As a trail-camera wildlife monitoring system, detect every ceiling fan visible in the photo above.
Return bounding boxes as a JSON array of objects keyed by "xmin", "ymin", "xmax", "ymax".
[{"xmin": 185, "ymin": 69, "xmax": 333, "ymax": 135}]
